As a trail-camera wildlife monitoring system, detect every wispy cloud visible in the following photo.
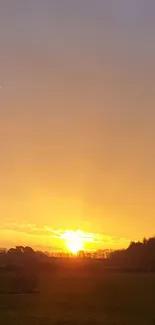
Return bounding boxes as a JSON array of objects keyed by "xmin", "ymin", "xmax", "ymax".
[
  {"xmin": 0, "ymin": 222, "xmax": 131, "ymax": 248},
  {"xmin": 0, "ymin": 223, "xmax": 101, "ymax": 242},
  {"xmin": 0, "ymin": 222, "xmax": 50, "ymax": 236}
]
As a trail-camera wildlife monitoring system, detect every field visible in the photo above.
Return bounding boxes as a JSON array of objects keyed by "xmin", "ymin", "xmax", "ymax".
[{"xmin": 0, "ymin": 269, "xmax": 155, "ymax": 325}]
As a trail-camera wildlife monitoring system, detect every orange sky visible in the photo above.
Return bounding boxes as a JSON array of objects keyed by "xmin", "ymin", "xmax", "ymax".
[{"xmin": 0, "ymin": 1, "xmax": 155, "ymax": 251}]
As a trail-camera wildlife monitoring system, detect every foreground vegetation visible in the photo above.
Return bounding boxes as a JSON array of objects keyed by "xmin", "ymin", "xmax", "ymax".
[
  {"xmin": 1, "ymin": 237, "xmax": 155, "ymax": 324},
  {"xmin": 0, "ymin": 270, "xmax": 155, "ymax": 325}
]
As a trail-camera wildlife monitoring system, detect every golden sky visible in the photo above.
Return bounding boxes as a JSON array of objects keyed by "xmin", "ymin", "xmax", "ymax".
[{"xmin": 0, "ymin": 1, "xmax": 155, "ymax": 251}]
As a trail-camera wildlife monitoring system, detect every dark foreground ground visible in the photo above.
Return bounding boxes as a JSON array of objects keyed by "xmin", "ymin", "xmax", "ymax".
[{"xmin": 0, "ymin": 269, "xmax": 155, "ymax": 325}]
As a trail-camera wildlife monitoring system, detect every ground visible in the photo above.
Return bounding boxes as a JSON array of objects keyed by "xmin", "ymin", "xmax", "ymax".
[{"xmin": 0, "ymin": 270, "xmax": 155, "ymax": 324}]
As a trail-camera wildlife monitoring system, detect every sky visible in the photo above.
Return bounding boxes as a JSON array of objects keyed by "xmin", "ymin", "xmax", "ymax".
[{"xmin": 0, "ymin": 0, "xmax": 155, "ymax": 251}]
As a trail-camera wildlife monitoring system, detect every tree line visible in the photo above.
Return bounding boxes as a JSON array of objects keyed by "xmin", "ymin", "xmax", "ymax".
[
  {"xmin": 0, "ymin": 238, "xmax": 155, "ymax": 293},
  {"xmin": 1, "ymin": 236, "xmax": 155, "ymax": 271},
  {"xmin": 108, "ymin": 237, "xmax": 155, "ymax": 271}
]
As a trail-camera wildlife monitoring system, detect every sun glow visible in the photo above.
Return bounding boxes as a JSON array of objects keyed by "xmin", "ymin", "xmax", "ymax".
[
  {"xmin": 61, "ymin": 230, "xmax": 84, "ymax": 254},
  {"xmin": 60, "ymin": 230, "xmax": 96, "ymax": 254},
  {"xmin": 67, "ymin": 240, "xmax": 83, "ymax": 254}
]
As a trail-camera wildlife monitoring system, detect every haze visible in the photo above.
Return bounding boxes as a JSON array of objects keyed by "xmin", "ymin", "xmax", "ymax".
[{"xmin": 0, "ymin": 1, "xmax": 155, "ymax": 251}]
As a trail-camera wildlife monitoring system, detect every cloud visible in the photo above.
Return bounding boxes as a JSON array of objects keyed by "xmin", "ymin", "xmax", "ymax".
[
  {"xmin": 0, "ymin": 222, "xmax": 131, "ymax": 248},
  {"xmin": 0, "ymin": 222, "xmax": 52, "ymax": 236}
]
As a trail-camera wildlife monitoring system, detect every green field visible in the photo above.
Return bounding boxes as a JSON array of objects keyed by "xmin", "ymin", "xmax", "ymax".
[{"xmin": 0, "ymin": 271, "xmax": 155, "ymax": 325}]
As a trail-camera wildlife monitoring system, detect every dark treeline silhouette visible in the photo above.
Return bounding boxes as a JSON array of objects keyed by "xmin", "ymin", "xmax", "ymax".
[
  {"xmin": 1, "ymin": 236, "xmax": 155, "ymax": 293},
  {"xmin": 0, "ymin": 238, "xmax": 155, "ymax": 293},
  {"xmin": 1, "ymin": 238, "xmax": 155, "ymax": 270},
  {"xmin": 0, "ymin": 246, "xmax": 52, "ymax": 293},
  {"xmin": 108, "ymin": 237, "xmax": 155, "ymax": 272}
]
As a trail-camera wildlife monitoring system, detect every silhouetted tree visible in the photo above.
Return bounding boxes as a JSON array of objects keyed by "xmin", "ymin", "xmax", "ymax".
[
  {"xmin": 108, "ymin": 237, "xmax": 155, "ymax": 271},
  {"xmin": 4, "ymin": 246, "xmax": 39, "ymax": 293},
  {"xmin": 1, "ymin": 237, "xmax": 155, "ymax": 278}
]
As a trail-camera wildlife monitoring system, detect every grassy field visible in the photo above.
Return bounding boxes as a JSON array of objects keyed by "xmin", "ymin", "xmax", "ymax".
[{"xmin": 0, "ymin": 270, "xmax": 155, "ymax": 324}]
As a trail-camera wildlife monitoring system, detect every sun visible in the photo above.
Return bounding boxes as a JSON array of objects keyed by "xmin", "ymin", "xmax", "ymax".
[
  {"xmin": 61, "ymin": 230, "xmax": 84, "ymax": 254},
  {"xmin": 67, "ymin": 240, "xmax": 83, "ymax": 254},
  {"xmin": 59, "ymin": 230, "xmax": 97, "ymax": 255}
]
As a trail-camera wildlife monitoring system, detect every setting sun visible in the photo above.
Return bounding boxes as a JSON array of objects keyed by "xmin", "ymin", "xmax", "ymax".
[
  {"xmin": 67, "ymin": 240, "xmax": 83, "ymax": 254},
  {"xmin": 59, "ymin": 230, "xmax": 98, "ymax": 254},
  {"xmin": 61, "ymin": 230, "xmax": 84, "ymax": 254}
]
